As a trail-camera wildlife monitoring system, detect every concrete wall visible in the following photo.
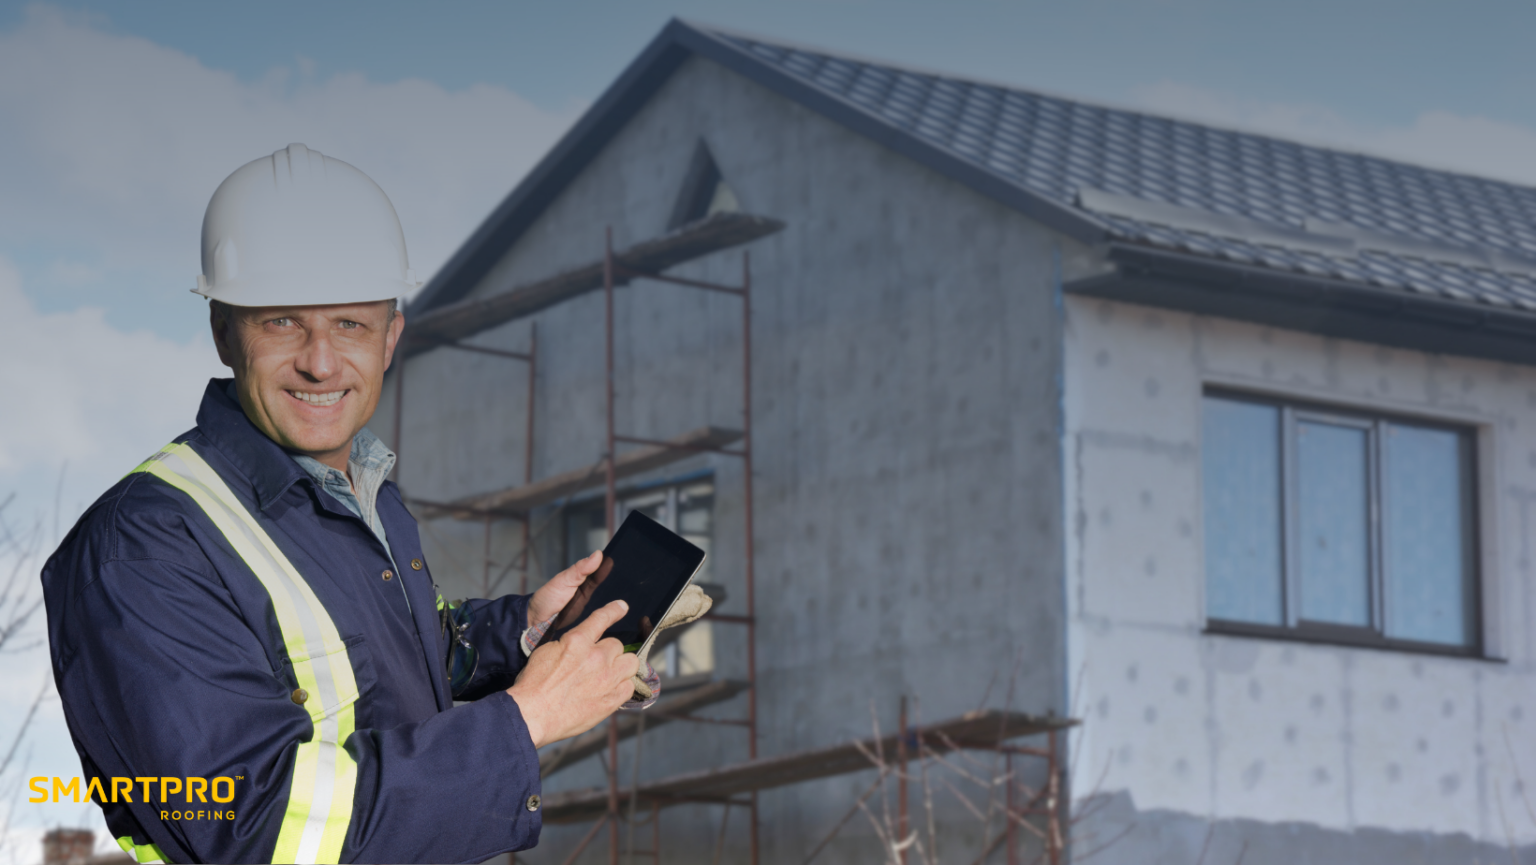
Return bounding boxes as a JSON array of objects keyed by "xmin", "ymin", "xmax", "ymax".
[
  {"xmin": 1062, "ymin": 295, "xmax": 1536, "ymax": 863},
  {"xmin": 373, "ymin": 55, "xmax": 1073, "ymax": 863}
]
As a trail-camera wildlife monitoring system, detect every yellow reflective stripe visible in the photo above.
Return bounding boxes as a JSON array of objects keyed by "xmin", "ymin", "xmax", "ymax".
[
  {"xmin": 133, "ymin": 442, "xmax": 357, "ymax": 864},
  {"xmin": 115, "ymin": 836, "xmax": 167, "ymax": 864}
]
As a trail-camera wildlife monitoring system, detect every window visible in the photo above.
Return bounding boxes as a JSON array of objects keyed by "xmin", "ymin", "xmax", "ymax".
[
  {"xmin": 667, "ymin": 140, "xmax": 740, "ymax": 230},
  {"xmin": 1201, "ymin": 391, "xmax": 1479, "ymax": 653},
  {"xmin": 565, "ymin": 479, "xmax": 716, "ymax": 678}
]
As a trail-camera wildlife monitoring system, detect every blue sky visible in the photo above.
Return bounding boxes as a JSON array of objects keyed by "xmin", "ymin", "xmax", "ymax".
[
  {"xmin": 1, "ymin": 0, "xmax": 1534, "ymax": 856},
  {"xmin": 4, "ymin": 0, "xmax": 1535, "ymax": 340},
  {"xmin": 13, "ymin": 0, "xmax": 1536, "ymax": 127}
]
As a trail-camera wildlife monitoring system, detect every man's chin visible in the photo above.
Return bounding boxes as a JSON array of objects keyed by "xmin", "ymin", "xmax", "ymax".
[{"xmin": 267, "ymin": 420, "xmax": 358, "ymax": 459}]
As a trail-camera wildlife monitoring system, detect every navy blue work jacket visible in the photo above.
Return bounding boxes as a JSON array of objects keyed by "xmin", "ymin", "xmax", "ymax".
[{"xmin": 42, "ymin": 379, "xmax": 542, "ymax": 863}]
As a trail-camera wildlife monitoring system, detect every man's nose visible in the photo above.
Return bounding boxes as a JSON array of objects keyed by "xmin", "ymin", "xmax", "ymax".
[{"xmin": 295, "ymin": 328, "xmax": 338, "ymax": 381}]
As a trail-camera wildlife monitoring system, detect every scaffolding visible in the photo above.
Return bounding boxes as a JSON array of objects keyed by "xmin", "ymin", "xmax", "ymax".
[
  {"xmin": 389, "ymin": 212, "xmax": 1078, "ymax": 864},
  {"xmin": 391, "ymin": 212, "xmax": 779, "ymax": 864}
]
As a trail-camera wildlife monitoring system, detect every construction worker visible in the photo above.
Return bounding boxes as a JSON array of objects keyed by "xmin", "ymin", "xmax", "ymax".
[{"xmin": 40, "ymin": 144, "xmax": 676, "ymax": 864}]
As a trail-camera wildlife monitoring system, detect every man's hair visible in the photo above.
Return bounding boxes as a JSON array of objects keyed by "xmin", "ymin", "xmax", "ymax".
[{"xmin": 209, "ymin": 298, "xmax": 399, "ymax": 323}]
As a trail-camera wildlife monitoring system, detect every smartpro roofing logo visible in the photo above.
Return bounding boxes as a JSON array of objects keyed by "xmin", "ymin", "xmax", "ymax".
[{"xmin": 30, "ymin": 776, "xmax": 241, "ymax": 821}]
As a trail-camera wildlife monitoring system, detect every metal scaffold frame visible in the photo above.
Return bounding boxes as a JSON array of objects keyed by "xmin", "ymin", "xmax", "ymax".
[
  {"xmin": 389, "ymin": 213, "xmax": 776, "ymax": 865},
  {"xmin": 387, "ymin": 211, "xmax": 1079, "ymax": 864},
  {"xmin": 392, "ymin": 322, "xmax": 539, "ymax": 598}
]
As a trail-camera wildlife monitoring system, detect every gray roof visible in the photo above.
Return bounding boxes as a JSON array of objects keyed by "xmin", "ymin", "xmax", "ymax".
[
  {"xmin": 416, "ymin": 20, "xmax": 1536, "ymax": 362},
  {"xmin": 719, "ymin": 31, "xmax": 1536, "ymax": 313}
]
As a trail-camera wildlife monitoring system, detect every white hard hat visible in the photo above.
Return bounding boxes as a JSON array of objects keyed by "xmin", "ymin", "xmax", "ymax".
[{"xmin": 194, "ymin": 143, "xmax": 418, "ymax": 307}]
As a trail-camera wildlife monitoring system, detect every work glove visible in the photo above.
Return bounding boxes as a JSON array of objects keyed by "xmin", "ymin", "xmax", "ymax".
[{"xmin": 631, "ymin": 584, "xmax": 713, "ymax": 700}]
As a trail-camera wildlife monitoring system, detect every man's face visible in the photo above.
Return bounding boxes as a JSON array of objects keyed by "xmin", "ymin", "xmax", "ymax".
[{"xmin": 212, "ymin": 301, "xmax": 405, "ymax": 471}]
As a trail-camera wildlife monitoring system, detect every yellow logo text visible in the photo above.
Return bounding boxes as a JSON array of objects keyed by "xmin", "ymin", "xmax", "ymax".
[{"xmin": 29, "ymin": 776, "xmax": 239, "ymax": 804}]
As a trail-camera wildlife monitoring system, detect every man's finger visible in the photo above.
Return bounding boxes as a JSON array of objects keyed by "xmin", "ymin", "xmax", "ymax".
[
  {"xmin": 569, "ymin": 599, "xmax": 629, "ymax": 644},
  {"xmin": 594, "ymin": 636, "xmax": 627, "ymax": 661}
]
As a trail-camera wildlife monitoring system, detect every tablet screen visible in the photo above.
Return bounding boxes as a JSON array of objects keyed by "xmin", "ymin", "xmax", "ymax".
[{"xmin": 544, "ymin": 509, "xmax": 706, "ymax": 651}]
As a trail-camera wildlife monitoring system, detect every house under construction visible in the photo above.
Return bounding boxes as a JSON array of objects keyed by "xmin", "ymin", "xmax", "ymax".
[{"xmin": 378, "ymin": 19, "xmax": 1536, "ymax": 865}]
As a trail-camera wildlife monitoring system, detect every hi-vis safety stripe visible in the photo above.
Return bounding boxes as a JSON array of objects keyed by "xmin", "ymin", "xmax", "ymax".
[
  {"xmin": 116, "ymin": 836, "xmax": 168, "ymax": 864},
  {"xmin": 133, "ymin": 442, "xmax": 359, "ymax": 865}
]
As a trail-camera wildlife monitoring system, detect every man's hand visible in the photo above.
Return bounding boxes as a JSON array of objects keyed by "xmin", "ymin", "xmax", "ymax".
[
  {"xmin": 507, "ymin": 599, "xmax": 640, "ymax": 748},
  {"xmin": 526, "ymin": 550, "xmax": 603, "ymax": 636}
]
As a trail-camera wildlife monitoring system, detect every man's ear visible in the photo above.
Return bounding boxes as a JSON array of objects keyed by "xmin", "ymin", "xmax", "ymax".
[
  {"xmin": 210, "ymin": 302, "xmax": 236, "ymax": 369},
  {"xmin": 382, "ymin": 308, "xmax": 406, "ymax": 371}
]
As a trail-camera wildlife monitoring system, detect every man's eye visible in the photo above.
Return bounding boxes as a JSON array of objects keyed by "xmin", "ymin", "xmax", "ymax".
[
  {"xmin": 269, "ymin": 318, "xmax": 292, "ymax": 327},
  {"xmin": 338, "ymin": 320, "xmax": 361, "ymax": 330}
]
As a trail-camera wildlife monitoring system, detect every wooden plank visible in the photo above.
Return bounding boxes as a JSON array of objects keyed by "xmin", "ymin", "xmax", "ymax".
[
  {"xmin": 403, "ymin": 212, "xmax": 785, "ymax": 354},
  {"xmin": 540, "ymin": 678, "xmax": 749, "ymax": 777},
  {"xmin": 408, "ymin": 426, "xmax": 742, "ymax": 519},
  {"xmin": 541, "ymin": 710, "xmax": 1078, "ymax": 824}
]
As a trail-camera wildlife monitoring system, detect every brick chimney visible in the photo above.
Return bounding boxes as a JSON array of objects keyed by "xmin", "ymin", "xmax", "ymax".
[{"xmin": 41, "ymin": 829, "xmax": 94, "ymax": 865}]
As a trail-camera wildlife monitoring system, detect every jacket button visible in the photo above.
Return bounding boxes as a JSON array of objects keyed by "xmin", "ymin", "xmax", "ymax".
[
  {"xmin": 382, "ymin": 569, "xmax": 393, "ymax": 581},
  {"xmin": 291, "ymin": 688, "xmax": 308, "ymax": 705},
  {"xmin": 526, "ymin": 794, "xmax": 541, "ymax": 812},
  {"xmin": 411, "ymin": 558, "xmax": 424, "ymax": 570}
]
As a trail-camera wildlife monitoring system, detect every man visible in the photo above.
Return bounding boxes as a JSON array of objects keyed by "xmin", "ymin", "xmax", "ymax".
[{"xmin": 42, "ymin": 144, "xmax": 677, "ymax": 864}]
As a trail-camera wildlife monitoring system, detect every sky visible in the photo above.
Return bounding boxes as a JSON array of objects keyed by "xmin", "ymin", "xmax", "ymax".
[{"xmin": 0, "ymin": 0, "xmax": 1534, "ymax": 857}]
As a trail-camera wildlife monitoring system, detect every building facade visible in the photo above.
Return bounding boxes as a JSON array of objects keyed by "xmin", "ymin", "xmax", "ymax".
[{"xmin": 381, "ymin": 20, "xmax": 1536, "ymax": 863}]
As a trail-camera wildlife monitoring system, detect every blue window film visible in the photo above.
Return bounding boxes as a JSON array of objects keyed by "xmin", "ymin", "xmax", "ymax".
[
  {"xmin": 1384, "ymin": 425, "xmax": 1469, "ymax": 646},
  {"xmin": 1202, "ymin": 398, "xmax": 1283, "ymax": 625},
  {"xmin": 1296, "ymin": 421, "xmax": 1371, "ymax": 626}
]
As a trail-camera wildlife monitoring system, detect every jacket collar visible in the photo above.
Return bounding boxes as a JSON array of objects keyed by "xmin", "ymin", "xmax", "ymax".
[{"xmin": 194, "ymin": 378, "xmax": 311, "ymax": 512}]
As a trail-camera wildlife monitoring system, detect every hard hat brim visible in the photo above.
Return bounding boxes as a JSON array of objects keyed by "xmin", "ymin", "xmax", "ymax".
[{"xmin": 193, "ymin": 275, "xmax": 410, "ymax": 308}]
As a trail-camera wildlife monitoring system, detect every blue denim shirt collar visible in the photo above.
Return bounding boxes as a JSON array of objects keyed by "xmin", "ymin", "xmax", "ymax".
[{"xmin": 291, "ymin": 427, "xmax": 397, "ymax": 554}]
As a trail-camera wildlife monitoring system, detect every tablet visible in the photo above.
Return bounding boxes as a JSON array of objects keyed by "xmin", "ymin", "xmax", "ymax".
[{"xmin": 544, "ymin": 509, "xmax": 707, "ymax": 654}]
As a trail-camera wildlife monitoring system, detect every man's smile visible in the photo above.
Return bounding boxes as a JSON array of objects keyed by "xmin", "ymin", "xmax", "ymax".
[{"xmin": 286, "ymin": 389, "xmax": 348, "ymax": 408}]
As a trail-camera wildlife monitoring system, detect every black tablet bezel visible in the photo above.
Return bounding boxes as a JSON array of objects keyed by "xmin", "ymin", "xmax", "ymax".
[{"xmin": 544, "ymin": 509, "xmax": 707, "ymax": 652}]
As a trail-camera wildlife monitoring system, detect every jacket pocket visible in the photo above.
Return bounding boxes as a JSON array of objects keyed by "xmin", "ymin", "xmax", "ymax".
[{"xmin": 285, "ymin": 634, "xmax": 378, "ymax": 726}]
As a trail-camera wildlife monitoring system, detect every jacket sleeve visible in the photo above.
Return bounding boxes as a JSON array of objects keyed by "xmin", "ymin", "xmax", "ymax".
[
  {"xmin": 441, "ymin": 593, "xmax": 536, "ymax": 701},
  {"xmin": 54, "ymin": 557, "xmax": 542, "ymax": 865}
]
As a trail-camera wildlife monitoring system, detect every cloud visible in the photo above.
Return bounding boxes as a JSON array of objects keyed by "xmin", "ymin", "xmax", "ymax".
[
  {"xmin": 0, "ymin": 8, "xmax": 580, "ymax": 860},
  {"xmin": 0, "ymin": 0, "xmax": 584, "ymax": 602},
  {"xmin": 0, "ymin": 4, "xmax": 580, "ymax": 328},
  {"xmin": 0, "ymin": 1, "xmax": 584, "ymax": 530},
  {"xmin": 0, "ymin": 254, "xmax": 224, "ymax": 475},
  {"xmin": 1130, "ymin": 81, "xmax": 1536, "ymax": 187},
  {"xmin": 0, "ymin": 256, "xmax": 219, "ymax": 864}
]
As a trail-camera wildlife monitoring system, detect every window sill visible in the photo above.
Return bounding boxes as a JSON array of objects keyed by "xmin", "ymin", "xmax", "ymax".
[{"xmin": 1203, "ymin": 618, "xmax": 1502, "ymax": 662}]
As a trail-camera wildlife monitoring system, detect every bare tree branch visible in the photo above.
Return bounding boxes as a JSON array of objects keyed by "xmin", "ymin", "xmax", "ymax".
[
  {"xmin": 802, "ymin": 771, "xmax": 889, "ymax": 865},
  {"xmin": 0, "ymin": 678, "xmax": 50, "ymax": 780}
]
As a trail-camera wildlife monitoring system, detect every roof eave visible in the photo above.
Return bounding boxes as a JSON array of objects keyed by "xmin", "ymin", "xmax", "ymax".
[{"xmin": 1068, "ymin": 243, "xmax": 1536, "ymax": 367}]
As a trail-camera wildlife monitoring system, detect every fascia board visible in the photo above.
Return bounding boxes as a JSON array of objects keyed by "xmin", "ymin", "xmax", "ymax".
[{"xmin": 1069, "ymin": 244, "xmax": 1536, "ymax": 367}]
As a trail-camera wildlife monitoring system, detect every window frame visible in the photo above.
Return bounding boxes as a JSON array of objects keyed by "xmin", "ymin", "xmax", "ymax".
[{"xmin": 1201, "ymin": 388, "xmax": 1486, "ymax": 659}]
